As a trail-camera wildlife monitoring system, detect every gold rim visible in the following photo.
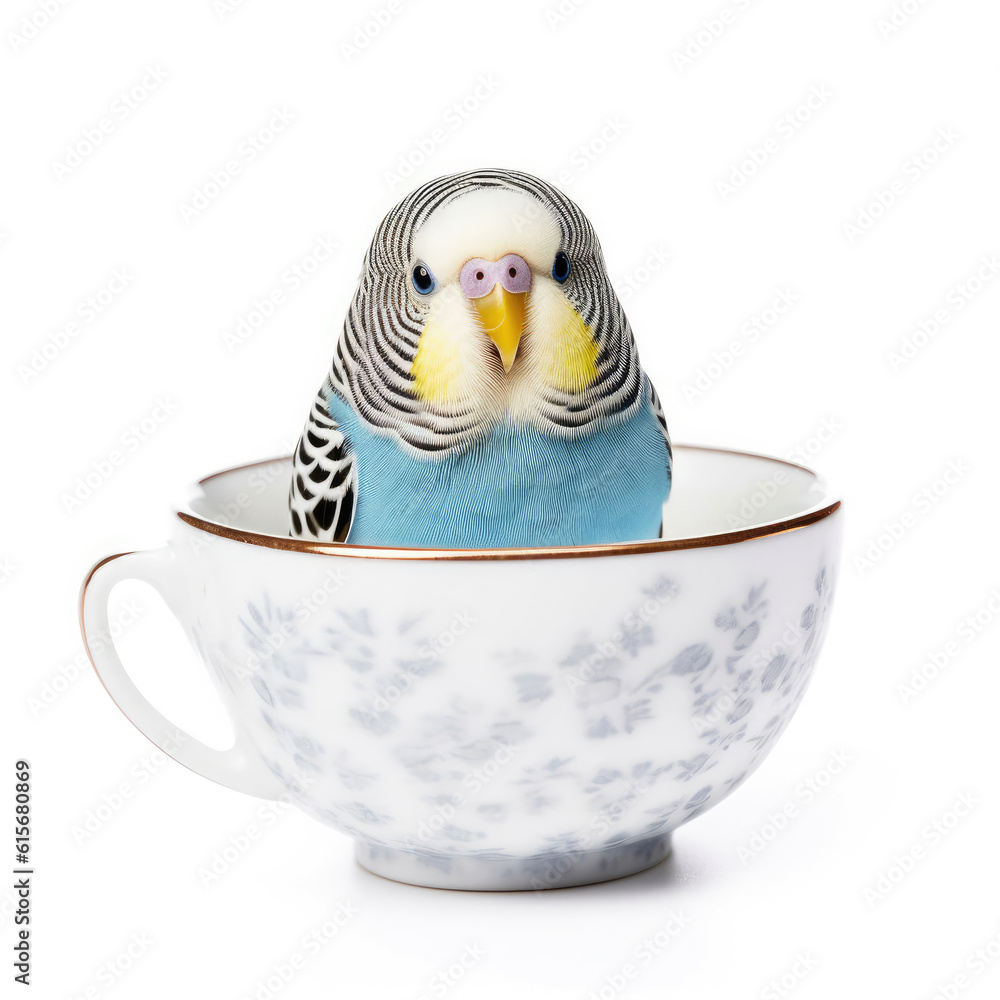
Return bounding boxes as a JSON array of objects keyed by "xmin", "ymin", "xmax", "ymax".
[{"xmin": 177, "ymin": 446, "xmax": 841, "ymax": 561}]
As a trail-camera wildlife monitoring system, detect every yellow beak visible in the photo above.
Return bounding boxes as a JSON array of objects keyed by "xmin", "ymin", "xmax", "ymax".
[{"xmin": 471, "ymin": 285, "xmax": 526, "ymax": 373}]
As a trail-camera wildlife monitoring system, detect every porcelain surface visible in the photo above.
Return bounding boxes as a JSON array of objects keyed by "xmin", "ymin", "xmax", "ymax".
[{"xmin": 81, "ymin": 446, "xmax": 842, "ymax": 890}]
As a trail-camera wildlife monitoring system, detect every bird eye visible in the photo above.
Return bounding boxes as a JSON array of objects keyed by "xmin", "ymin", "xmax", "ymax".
[
  {"xmin": 411, "ymin": 263, "xmax": 435, "ymax": 294},
  {"xmin": 552, "ymin": 251, "xmax": 571, "ymax": 283}
]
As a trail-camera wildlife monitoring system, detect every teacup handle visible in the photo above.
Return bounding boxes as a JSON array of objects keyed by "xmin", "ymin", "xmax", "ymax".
[{"xmin": 80, "ymin": 549, "xmax": 285, "ymax": 800}]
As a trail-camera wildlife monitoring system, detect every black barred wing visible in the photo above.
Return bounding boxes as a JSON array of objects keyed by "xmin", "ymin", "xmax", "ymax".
[{"xmin": 289, "ymin": 382, "xmax": 356, "ymax": 542}]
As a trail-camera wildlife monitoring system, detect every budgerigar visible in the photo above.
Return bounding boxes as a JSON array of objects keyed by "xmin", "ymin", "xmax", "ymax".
[{"xmin": 289, "ymin": 168, "xmax": 671, "ymax": 548}]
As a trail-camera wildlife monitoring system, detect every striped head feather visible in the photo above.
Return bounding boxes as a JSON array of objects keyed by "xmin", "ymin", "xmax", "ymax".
[{"xmin": 328, "ymin": 168, "xmax": 644, "ymax": 456}]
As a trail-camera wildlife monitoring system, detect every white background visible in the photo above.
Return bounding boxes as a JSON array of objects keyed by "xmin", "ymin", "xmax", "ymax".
[{"xmin": 4, "ymin": 0, "xmax": 1000, "ymax": 997}]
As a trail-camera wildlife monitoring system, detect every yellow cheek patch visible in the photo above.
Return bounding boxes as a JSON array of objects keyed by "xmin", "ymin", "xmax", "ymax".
[
  {"xmin": 536, "ymin": 298, "xmax": 600, "ymax": 394},
  {"xmin": 411, "ymin": 317, "xmax": 463, "ymax": 404}
]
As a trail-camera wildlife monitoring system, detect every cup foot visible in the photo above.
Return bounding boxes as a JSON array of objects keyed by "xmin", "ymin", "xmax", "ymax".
[{"xmin": 355, "ymin": 833, "xmax": 672, "ymax": 891}]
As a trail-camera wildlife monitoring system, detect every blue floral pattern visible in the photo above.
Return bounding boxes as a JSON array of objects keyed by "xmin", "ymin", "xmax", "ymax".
[{"xmin": 196, "ymin": 560, "xmax": 838, "ymax": 889}]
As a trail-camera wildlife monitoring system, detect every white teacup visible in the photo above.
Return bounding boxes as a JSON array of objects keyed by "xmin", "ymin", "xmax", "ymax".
[{"xmin": 81, "ymin": 445, "xmax": 842, "ymax": 890}]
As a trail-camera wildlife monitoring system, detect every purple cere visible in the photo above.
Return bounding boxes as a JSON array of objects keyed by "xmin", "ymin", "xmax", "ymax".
[{"xmin": 459, "ymin": 254, "xmax": 532, "ymax": 299}]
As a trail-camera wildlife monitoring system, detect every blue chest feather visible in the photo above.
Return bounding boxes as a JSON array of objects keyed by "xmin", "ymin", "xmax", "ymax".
[{"xmin": 329, "ymin": 393, "xmax": 670, "ymax": 548}]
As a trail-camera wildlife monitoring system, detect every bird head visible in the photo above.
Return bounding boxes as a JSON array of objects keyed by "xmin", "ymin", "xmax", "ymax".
[{"xmin": 340, "ymin": 170, "xmax": 642, "ymax": 447}]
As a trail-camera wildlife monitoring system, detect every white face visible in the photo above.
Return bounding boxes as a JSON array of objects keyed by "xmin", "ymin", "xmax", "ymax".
[
  {"xmin": 405, "ymin": 188, "xmax": 600, "ymax": 419},
  {"xmin": 410, "ymin": 188, "xmax": 562, "ymax": 289}
]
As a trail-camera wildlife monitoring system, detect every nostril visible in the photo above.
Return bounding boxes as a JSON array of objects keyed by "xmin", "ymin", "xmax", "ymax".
[
  {"xmin": 497, "ymin": 253, "xmax": 531, "ymax": 294},
  {"xmin": 461, "ymin": 258, "xmax": 498, "ymax": 299},
  {"xmin": 460, "ymin": 254, "xmax": 530, "ymax": 299}
]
